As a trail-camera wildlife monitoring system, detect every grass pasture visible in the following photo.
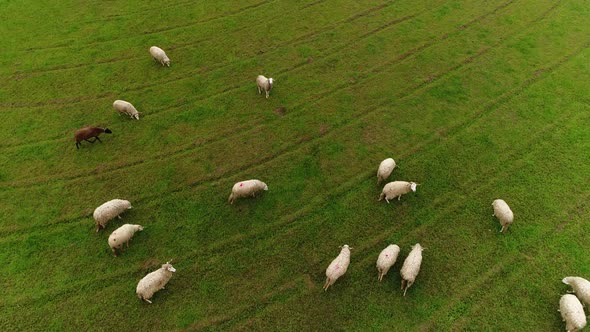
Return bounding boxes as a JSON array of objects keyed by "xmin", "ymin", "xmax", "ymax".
[{"xmin": 1, "ymin": 0, "xmax": 590, "ymax": 330}]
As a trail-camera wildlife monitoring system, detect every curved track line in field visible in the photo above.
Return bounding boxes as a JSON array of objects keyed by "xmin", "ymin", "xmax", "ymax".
[
  {"xmin": 0, "ymin": 0, "xmax": 522, "ymax": 186},
  {"xmin": 417, "ymin": 196, "xmax": 590, "ymax": 331},
  {"xmin": 8, "ymin": 0, "xmax": 379, "ymax": 78},
  {"xmin": 218, "ymin": 122, "xmax": 590, "ymax": 329},
  {"xmin": 0, "ymin": 39, "xmax": 581, "ymax": 242},
  {"xmin": 21, "ymin": 0, "xmax": 275, "ymax": 52},
  {"xmin": 4, "ymin": 112, "xmax": 585, "ymax": 309},
  {"xmin": 3, "ymin": 0, "xmax": 397, "ymax": 107}
]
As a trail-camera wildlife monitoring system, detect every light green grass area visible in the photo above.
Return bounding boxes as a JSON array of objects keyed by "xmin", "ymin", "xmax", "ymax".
[{"xmin": 1, "ymin": 0, "xmax": 589, "ymax": 330}]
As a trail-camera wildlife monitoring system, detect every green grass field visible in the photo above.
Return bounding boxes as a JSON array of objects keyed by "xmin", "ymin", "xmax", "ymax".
[{"xmin": 1, "ymin": 0, "xmax": 590, "ymax": 330}]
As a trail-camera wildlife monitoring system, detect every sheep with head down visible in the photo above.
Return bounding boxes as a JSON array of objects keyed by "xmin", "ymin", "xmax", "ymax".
[
  {"xmin": 377, "ymin": 158, "xmax": 396, "ymax": 185},
  {"xmin": 113, "ymin": 100, "xmax": 140, "ymax": 120},
  {"xmin": 149, "ymin": 46, "xmax": 170, "ymax": 67},
  {"xmin": 400, "ymin": 243, "xmax": 423, "ymax": 296},
  {"xmin": 559, "ymin": 294, "xmax": 586, "ymax": 332},
  {"xmin": 492, "ymin": 199, "xmax": 514, "ymax": 233},
  {"xmin": 108, "ymin": 224, "xmax": 143, "ymax": 256},
  {"xmin": 563, "ymin": 276, "xmax": 590, "ymax": 307},
  {"xmin": 228, "ymin": 179, "xmax": 268, "ymax": 204},
  {"xmin": 379, "ymin": 181, "xmax": 418, "ymax": 203},
  {"xmin": 376, "ymin": 244, "xmax": 400, "ymax": 281}
]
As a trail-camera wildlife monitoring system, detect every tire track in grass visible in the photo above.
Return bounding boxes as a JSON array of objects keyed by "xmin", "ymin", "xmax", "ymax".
[
  {"xmin": 1, "ymin": 0, "xmax": 400, "ymax": 107},
  {"xmin": 418, "ymin": 196, "xmax": 590, "ymax": 331},
  {"xmin": 0, "ymin": 7, "xmax": 423, "ymax": 153},
  {"xmin": 0, "ymin": 0, "xmax": 525, "ymax": 187},
  {"xmin": 21, "ymin": 0, "xmax": 275, "ymax": 52},
  {"xmin": 0, "ymin": 40, "xmax": 582, "ymax": 242},
  {"xmin": 11, "ymin": 1, "xmax": 386, "ymax": 78},
  {"xmin": 0, "ymin": 3, "xmax": 572, "ymax": 238},
  {"xmin": 4, "ymin": 108, "xmax": 585, "ymax": 309},
  {"xmin": 219, "ymin": 120, "xmax": 590, "ymax": 329}
]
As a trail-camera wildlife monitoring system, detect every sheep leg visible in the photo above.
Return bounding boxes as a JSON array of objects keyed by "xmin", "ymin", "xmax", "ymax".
[
  {"xmin": 95, "ymin": 136, "xmax": 103, "ymax": 143},
  {"xmin": 265, "ymin": 91, "xmax": 270, "ymax": 99},
  {"xmin": 76, "ymin": 142, "xmax": 81, "ymax": 149},
  {"xmin": 85, "ymin": 138, "xmax": 96, "ymax": 143},
  {"xmin": 385, "ymin": 197, "xmax": 390, "ymax": 203},
  {"xmin": 258, "ymin": 86, "xmax": 261, "ymax": 94},
  {"xmin": 145, "ymin": 299, "xmax": 152, "ymax": 304},
  {"xmin": 117, "ymin": 215, "xmax": 122, "ymax": 219},
  {"xmin": 398, "ymin": 196, "xmax": 401, "ymax": 201},
  {"xmin": 401, "ymin": 279, "xmax": 406, "ymax": 290}
]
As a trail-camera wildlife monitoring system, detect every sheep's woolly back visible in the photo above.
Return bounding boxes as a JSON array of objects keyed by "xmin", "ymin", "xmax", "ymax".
[
  {"xmin": 324, "ymin": 245, "xmax": 351, "ymax": 291},
  {"xmin": 136, "ymin": 263, "xmax": 176, "ymax": 303},
  {"xmin": 492, "ymin": 199, "xmax": 514, "ymax": 231},
  {"xmin": 228, "ymin": 179, "xmax": 268, "ymax": 203},
  {"xmin": 376, "ymin": 244, "xmax": 400, "ymax": 281},
  {"xmin": 560, "ymin": 294, "xmax": 586, "ymax": 332},
  {"xmin": 93, "ymin": 199, "xmax": 132, "ymax": 229},
  {"xmin": 563, "ymin": 277, "xmax": 590, "ymax": 306},
  {"xmin": 377, "ymin": 158, "xmax": 396, "ymax": 184},
  {"xmin": 379, "ymin": 181, "xmax": 417, "ymax": 202},
  {"xmin": 400, "ymin": 244, "xmax": 423, "ymax": 282},
  {"xmin": 108, "ymin": 224, "xmax": 143, "ymax": 254},
  {"xmin": 149, "ymin": 46, "xmax": 170, "ymax": 66},
  {"xmin": 113, "ymin": 100, "xmax": 139, "ymax": 119}
]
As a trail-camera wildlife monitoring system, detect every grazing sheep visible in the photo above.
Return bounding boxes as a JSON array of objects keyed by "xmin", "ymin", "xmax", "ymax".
[
  {"xmin": 149, "ymin": 46, "xmax": 170, "ymax": 67},
  {"xmin": 228, "ymin": 179, "xmax": 268, "ymax": 204},
  {"xmin": 256, "ymin": 75, "xmax": 274, "ymax": 98},
  {"xmin": 559, "ymin": 294, "xmax": 586, "ymax": 332},
  {"xmin": 323, "ymin": 245, "xmax": 352, "ymax": 291},
  {"xmin": 400, "ymin": 243, "xmax": 423, "ymax": 296},
  {"xmin": 563, "ymin": 277, "xmax": 590, "ymax": 307},
  {"xmin": 492, "ymin": 199, "xmax": 514, "ymax": 233},
  {"xmin": 113, "ymin": 100, "xmax": 140, "ymax": 120},
  {"xmin": 376, "ymin": 244, "xmax": 400, "ymax": 281},
  {"xmin": 136, "ymin": 262, "xmax": 176, "ymax": 304},
  {"xmin": 93, "ymin": 199, "xmax": 132, "ymax": 232},
  {"xmin": 378, "ymin": 181, "xmax": 418, "ymax": 203},
  {"xmin": 108, "ymin": 224, "xmax": 143, "ymax": 256},
  {"xmin": 74, "ymin": 127, "xmax": 112, "ymax": 149},
  {"xmin": 377, "ymin": 158, "xmax": 397, "ymax": 185}
]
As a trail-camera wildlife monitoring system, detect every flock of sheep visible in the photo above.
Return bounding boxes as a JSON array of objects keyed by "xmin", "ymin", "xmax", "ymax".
[{"xmin": 78, "ymin": 46, "xmax": 585, "ymax": 331}]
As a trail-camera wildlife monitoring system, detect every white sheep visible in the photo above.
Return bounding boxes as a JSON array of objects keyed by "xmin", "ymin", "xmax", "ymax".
[
  {"xmin": 376, "ymin": 244, "xmax": 400, "ymax": 281},
  {"xmin": 93, "ymin": 199, "xmax": 133, "ymax": 232},
  {"xmin": 228, "ymin": 179, "xmax": 268, "ymax": 204},
  {"xmin": 112, "ymin": 100, "xmax": 140, "ymax": 120},
  {"xmin": 377, "ymin": 158, "xmax": 396, "ymax": 185},
  {"xmin": 559, "ymin": 294, "xmax": 587, "ymax": 332},
  {"xmin": 323, "ymin": 245, "xmax": 352, "ymax": 291},
  {"xmin": 108, "ymin": 224, "xmax": 143, "ymax": 256},
  {"xmin": 400, "ymin": 243, "xmax": 423, "ymax": 296},
  {"xmin": 492, "ymin": 199, "xmax": 514, "ymax": 233},
  {"xmin": 136, "ymin": 262, "xmax": 176, "ymax": 304},
  {"xmin": 149, "ymin": 46, "xmax": 170, "ymax": 67},
  {"xmin": 378, "ymin": 181, "xmax": 418, "ymax": 203},
  {"xmin": 563, "ymin": 277, "xmax": 590, "ymax": 307},
  {"xmin": 256, "ymin": 75, "xmax": 274, "ymax": 98}
]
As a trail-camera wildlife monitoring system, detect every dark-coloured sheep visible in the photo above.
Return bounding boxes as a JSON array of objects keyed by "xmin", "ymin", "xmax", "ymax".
[{"xmin": 75, "ymin": 127, "xmax": 112, "ymax": 149}]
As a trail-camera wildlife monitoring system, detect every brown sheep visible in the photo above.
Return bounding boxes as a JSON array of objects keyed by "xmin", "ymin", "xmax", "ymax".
[{"xmin": 75, "ymin": 126, "xmax": 112, "ymax": 149}]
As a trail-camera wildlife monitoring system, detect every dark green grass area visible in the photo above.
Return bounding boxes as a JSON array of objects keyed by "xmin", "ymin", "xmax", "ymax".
[{"xmin": 1, "ymin": 0, "xmax": 589, "ymax": 330}]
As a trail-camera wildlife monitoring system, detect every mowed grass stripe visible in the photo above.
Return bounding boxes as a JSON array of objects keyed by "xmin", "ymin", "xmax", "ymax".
[{"xmin": 0, "ymin": 0, "xmax": 556, "ymax": 187}]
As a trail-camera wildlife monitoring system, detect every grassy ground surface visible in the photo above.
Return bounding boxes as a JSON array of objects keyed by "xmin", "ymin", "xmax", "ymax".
[{"xmin": 1, "ymin": 0, "xmax": 589, "ymax": 330}]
